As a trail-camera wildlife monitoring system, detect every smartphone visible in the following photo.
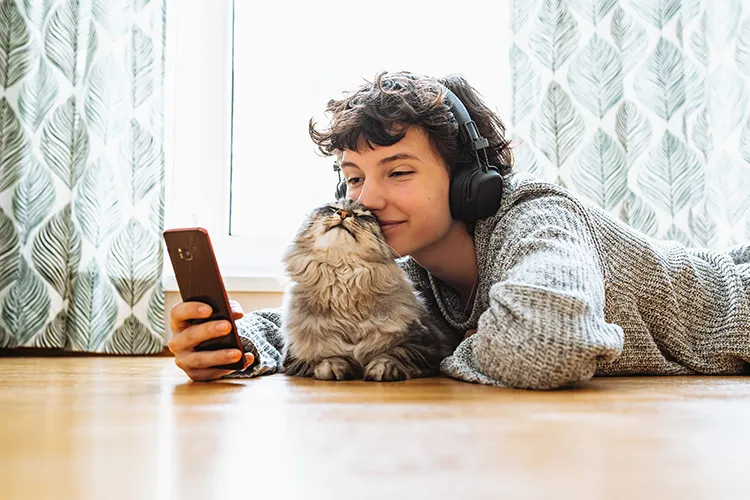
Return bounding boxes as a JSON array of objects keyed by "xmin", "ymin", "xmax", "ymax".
[{"xmin": 163, "ymin": 227, "xmax": 248, "ymax": 371}]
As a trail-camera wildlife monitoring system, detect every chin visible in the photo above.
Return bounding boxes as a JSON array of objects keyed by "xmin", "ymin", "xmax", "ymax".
[
  {"xmin": 394, "ymin": 226, "xmax": 452, "ymax": 260},
  {"xmin": 386, "ymin": 243, "xmax": 405, "ymax": 257},
  {"xmin": 383, "ymin": 235, "xmax": 413, "ymax": 259}
]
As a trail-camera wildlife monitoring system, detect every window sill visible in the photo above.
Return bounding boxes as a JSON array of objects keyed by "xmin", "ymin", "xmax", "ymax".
[{"xmin": 163, "ymin": 274, "xmax": 288, "ymax": 293}]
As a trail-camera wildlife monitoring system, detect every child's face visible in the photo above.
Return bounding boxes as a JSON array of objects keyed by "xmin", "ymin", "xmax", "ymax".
[{"xmin": 339, "ymin": 125, "xmax": 455, "ymax": 259}]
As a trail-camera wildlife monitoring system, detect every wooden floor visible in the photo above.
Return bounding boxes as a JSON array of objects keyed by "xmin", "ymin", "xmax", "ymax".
[{"xmin": 2, "ymin": 358, "xmax": 750, "ymax": 500}]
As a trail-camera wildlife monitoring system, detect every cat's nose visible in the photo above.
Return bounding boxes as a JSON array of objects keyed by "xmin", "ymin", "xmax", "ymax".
[{"xmin": 336, "ymin": 209, "xmax": 351, "ymax": 220}]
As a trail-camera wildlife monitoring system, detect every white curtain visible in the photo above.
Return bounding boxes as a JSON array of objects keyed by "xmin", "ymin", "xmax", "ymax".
[{"xmin": 510, "ymin": 0, "xmax": 750, "ymax": 250}]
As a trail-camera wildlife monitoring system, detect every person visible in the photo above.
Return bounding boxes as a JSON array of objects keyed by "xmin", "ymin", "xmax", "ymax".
[{"xmin": 168, "ymin": 70, "xmax": 750, "ymax": 390}]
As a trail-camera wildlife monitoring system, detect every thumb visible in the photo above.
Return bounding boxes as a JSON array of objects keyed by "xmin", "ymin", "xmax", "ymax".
[{"xmin": 229, "ymin": 299, "xmax": 245, "ymax": 319}]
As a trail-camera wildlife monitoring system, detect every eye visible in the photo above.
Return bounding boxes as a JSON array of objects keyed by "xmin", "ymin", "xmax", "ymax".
[
  {"xmin": 391, "ymin": 171, "xmax": 413, "ymax": 178},
  {"xmin": 347, "ymin": 171, "xmax": 411, "ymax": 185}
]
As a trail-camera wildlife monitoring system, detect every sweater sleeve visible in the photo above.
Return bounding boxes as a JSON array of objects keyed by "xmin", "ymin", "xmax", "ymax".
[
  {"xmin": 222, "ymin": 307, "xmax": 285, "ymax": 378},
  {"xmin": 448, "ymin": 195, "xmax": 625, "ymax": 390}
]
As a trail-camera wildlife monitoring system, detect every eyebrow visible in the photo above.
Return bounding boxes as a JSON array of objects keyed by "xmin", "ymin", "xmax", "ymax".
[{"xmin": 340, "ymin": 152, "xmax": 421, "ymax": 170}]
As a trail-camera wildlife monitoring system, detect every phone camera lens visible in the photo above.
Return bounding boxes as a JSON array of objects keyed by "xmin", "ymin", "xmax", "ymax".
[{"xmin": 180, "ymin": 248, "xmax": 193, "ymax": 261}]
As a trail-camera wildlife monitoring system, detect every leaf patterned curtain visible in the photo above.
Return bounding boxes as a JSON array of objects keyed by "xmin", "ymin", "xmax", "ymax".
[
  {"xmin": 510, "ymin": 0, "xmax": 750, "ymax": 249},
  {"xmin": 0, "ymin": 0, "xmax": 166, "ymax": 353}
]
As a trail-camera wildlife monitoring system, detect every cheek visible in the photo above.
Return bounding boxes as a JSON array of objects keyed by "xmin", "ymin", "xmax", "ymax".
[
  {"xmin": 409, "ymin": 197, "xmax": 453, "ymax": 239},
  {"xmin": 423, "ymin": 211, "xmax": 453, "ymax": 237},
  {"xmin": 422, "ymin": 183, "xmax": 453, "ymax": 223},
  {"xmin": 387, "ymin": 176, "xmax": 453, "ymax": 245}
]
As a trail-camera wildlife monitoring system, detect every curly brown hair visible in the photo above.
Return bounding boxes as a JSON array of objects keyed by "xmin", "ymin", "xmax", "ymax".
[{"xmin": 308, "ymin": 70, "xmax": 514, "ymax": 176}]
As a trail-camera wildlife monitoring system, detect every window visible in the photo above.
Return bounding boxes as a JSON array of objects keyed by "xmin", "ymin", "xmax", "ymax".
[{"xmin": 165, "ymin": 0, "xmax": 511, "ymax": 291}]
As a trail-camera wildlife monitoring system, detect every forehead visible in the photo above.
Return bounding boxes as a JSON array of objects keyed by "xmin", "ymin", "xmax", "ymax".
[{"xmin": 341, "ymin": 126, "xmax": 438, "ymax": 166}]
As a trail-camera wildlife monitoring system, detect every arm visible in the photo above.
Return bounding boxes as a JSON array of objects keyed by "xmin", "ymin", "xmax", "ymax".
[
  {"xmin": 445, "ymin": 195, "xmax": 624, "ymax": 390},
  {"xmin": 223, "ymin": 307, "xmax": 286, "ymax": 378}
]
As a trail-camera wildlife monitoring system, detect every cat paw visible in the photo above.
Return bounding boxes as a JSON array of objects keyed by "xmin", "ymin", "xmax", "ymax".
[
  {"xmin": 363, "ymin": 355, "xmax": 407, "ymax": 382},
  {"xmin": 313, "ymin": 357, "xmax": 358, "ymax": 380}
]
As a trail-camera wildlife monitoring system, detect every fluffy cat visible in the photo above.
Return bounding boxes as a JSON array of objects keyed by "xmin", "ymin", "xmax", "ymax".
[{"xmin": 279, "ymin": 198, "xmax": 462, "ymax": 381}]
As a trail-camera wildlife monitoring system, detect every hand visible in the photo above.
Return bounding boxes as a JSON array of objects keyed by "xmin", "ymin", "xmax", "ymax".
[
  {"xmin": 168, "ymin": 299, "xmax": 253, "ymax": 381},
  {"xmin": 464, "ymin": 328, "xmax": 478, "ymax": 340}
]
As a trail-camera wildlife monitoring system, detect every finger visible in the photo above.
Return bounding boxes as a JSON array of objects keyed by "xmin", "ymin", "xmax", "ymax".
[
  {"xmin": 179, "ymin": 348, "xmax": 244, "ymax": 371},
  {"xmin": 170, "ymin": 319, "xmax": 232, "ymax": 353},
  {"xmin": 185, "ymin": 352, "xmax": 254, "ymax": 378},
  {"xmin": 170, "ymin": 301, "xmax": 213, "ymax": 332},
  {"xmin": 186, "ymin": 367, "xmax": 238, "ymax": 382}
]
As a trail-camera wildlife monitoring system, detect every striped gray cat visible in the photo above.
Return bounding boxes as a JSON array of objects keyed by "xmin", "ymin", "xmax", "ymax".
[{"xmin": 279, "ymin": 198, "xmax": 462, "ymax": 381}]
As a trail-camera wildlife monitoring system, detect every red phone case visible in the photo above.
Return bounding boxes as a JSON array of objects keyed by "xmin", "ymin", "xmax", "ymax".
[{"xmin": 163, "ymin": 228, "xmax": 248, "ymax": 371}]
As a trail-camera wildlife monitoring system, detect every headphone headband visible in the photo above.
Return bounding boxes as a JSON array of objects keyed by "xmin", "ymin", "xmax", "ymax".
[{"xmin": 440, "ymin": 87, "xmax": 489, "ymax": 153}]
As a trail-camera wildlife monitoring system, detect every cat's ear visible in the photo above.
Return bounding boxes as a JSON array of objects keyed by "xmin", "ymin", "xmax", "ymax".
[{"xmin": 355, "ymin": 200, "xmax": 370, "ymax": 213}]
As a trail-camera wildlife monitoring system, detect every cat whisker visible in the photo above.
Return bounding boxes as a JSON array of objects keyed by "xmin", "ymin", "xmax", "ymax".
[{"xmin": 359, "ymin": 226, "xmax": 403, "ymax": 259}]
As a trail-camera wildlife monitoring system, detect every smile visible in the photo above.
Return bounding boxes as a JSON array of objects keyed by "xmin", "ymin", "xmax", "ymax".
[{"xmin": 380, "ymin": 222, "xmax": 404, "ymax": 233}]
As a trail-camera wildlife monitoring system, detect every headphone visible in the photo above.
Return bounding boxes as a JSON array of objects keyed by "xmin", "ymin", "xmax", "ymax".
[{"xmin": 332, "ymin": 83, "xmax": 505, "ymax": 223}]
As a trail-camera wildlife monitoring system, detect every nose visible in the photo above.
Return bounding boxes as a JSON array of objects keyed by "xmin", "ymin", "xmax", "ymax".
[
  {"xmin": 354, "ymin": 179, "xmax": 386, "ymax": 212},
  {"xmin": 336, "ymin": 209, "xmax": 351, "ymax": 220}
]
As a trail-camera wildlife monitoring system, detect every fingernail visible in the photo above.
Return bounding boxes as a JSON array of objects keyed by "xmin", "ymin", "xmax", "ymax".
[
  {"xmin": 199, "ymin": 305, "xmax": 212, "ymax": 315},
  {"xmin": 215, "ymin": 321, "xmax": 228, "ymax": 331}
]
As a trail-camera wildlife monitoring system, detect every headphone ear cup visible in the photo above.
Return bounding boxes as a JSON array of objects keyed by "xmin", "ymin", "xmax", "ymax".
[
  {"xmin": 449, "ymin": 166, "xmax": 476, "ymax": 221},
  {"xmin": 449, "ymin": 163, "xmax": 504, "ymax": 222},
  {"xmin": 473, "ymin": 169, "xmax": 504, "ymax": 218}
]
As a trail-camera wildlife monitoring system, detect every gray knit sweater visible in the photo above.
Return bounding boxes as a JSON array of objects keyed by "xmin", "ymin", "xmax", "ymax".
[{"xmin": 227, "ymin": 172, "xmax": 750, "ymax": 390}]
